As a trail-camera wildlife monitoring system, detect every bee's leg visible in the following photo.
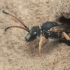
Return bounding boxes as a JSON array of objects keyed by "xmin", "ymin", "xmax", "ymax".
[
  {"xmin": 39, "ymin": 36, "xmax": 46, "ymax": 54},
  {"xmin": 62, "ymin": 32, "xmax": 70, "ymax": 40}
]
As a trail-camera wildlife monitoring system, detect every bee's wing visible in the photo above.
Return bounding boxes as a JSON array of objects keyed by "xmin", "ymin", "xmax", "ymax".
[{"xmin": 49, "ymin": 23, "xmax": 70, "ymax": 33}]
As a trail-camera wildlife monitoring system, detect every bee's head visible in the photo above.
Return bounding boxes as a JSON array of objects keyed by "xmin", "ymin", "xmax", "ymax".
[{"xmin": 25, "ymin": 26, "xmax": 40, "ymax": 42}]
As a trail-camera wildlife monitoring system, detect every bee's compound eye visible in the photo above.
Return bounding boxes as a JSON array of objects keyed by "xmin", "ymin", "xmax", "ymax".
[{"xmin": 33, "ymin": 32, "xmax": 37, "ymax": 35}]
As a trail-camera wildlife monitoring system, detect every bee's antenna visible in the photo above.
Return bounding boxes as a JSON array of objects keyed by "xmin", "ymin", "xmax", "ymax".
[
  {"xmin": 2, "ymin": 10, "xmax": 30, "ymax": 32},
  {"xmin": 4, "ymin": 26, "xmax": 30, "ymax": 32}
]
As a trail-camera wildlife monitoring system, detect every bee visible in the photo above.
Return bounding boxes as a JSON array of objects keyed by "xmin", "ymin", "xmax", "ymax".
[{"xmin": 3, "ymin": 10, "xmax": 70, "ymax": 54}]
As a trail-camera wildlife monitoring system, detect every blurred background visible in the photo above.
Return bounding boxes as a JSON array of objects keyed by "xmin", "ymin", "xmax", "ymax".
[{"xmin": 0, "ymin": 0, "xmax": 70, "ymax": 70}]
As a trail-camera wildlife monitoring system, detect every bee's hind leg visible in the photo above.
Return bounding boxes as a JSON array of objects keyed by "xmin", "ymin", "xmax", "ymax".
[{"xmin": 62, "ymin": 32, "xmax": 70, "ymax": 40}]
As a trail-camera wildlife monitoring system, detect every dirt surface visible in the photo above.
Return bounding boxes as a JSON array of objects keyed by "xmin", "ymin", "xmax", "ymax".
[{"xmin": 0, "ymin": 0, "xmax": 70, "ymax": 70}]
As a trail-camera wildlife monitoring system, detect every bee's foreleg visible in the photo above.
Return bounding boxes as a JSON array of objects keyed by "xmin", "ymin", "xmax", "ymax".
[
  {"xmin": 62, "ymin": 32, "xmax": 70, "ymax": 40},
  {"xmin": 39, "ymin": 36, "xmax": 46, "ymax": 55}
]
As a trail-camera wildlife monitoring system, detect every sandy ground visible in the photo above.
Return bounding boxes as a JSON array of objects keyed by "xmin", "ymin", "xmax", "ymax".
[{"xmin": 0, "ymin": 0, "xmax": 70, "ymax": 70}]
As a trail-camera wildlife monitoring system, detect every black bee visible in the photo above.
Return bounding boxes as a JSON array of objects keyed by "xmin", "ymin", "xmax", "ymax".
[{"xmin": 3, "ymin": 10, "xmax": 70, "ymax": 54}]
